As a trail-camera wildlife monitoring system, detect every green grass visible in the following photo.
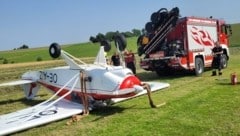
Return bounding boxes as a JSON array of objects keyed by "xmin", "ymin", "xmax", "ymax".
[
  {"xmin": 0, "ymin": 37, "xmax": 138, "ymax": 64},
  {"xmin": 229, "ymin": 23, "xmax": 240, "ymax": 47},
  {"xmin": 0, "ymin": 42, "xmax": 99, "ymax": 64},
  {"xmin": 0, "ymin": 47, "xmax": 240, "ymax": 135}
]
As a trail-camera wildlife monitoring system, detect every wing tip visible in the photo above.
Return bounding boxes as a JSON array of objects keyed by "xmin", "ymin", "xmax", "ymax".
[{"xmin": 0, "ymin": 80, "xmax": 35, "ymax": 87}]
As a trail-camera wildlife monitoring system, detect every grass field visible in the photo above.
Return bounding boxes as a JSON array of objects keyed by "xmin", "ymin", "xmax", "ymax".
[
  {"xmin": 0, "ymin": 43, "xmax": 99, "ymax": 64},
  {"xmin": 229, "ymin": 23, "xmax": 240, "ymax": 47},
  {"xmin": 0, "ymin": 23, "xmax": 239, "ymax": 135},
  {"xmin": 0, "ymin": 37, "xmax": 139, "ymax": 64},
  {"xmin": 0, "ymin": 46, "xmax": 240, "ymax": 135}
]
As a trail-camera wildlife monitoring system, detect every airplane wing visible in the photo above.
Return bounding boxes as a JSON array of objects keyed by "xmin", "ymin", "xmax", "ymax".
[
  {"xmin": 111, "ymin": 82, "xmax": 169, "ymax": 103},
  {"xmin": 0, "ymin": 82, "xmax": 168, "ymax": 135},
  {"xmin": 0, "ymin": 99, "xmax": 84, "ymax": 135},
  {"xmin": 0, "ymin": 80, "xmax": 34, "ymax": 87}
]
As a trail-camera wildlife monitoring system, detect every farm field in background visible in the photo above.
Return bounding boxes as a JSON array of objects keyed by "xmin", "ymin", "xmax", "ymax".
[
  {"xmin": 0, "ymin": 46, "xmax": 240, "ymax": 135},
  {"xmin": 229, "ymin": 23, "xmax": 240, "ymax": 46},
  {"xmin": 0, "ymin": 42, "xmax": 99, "ymax": 64},
  {"xmin": 0, "ymin": 37, "xmax": 138, "ymax": 64}
]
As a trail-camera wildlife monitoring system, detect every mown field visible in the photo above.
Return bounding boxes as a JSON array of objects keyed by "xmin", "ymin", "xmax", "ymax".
[
  {"xmin": 229, "ymin": 23, "xmax": 240, "ymax": 47},
  {"xmin": 0, "ymin": 46, "xmax": 240, "ymax": 135}
]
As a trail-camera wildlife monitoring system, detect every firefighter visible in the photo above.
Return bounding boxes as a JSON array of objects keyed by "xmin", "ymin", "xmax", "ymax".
[
  {"xmin": 211, "ymin": 41, "xmax": 223, "ymax": 76},
  {"xmin": 124, "ymin": 50, "xmax": 136, "ymax": 74}
]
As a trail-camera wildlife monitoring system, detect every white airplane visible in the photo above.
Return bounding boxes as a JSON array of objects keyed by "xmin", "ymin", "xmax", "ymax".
[{"xmin": 0, "ymin": 34, "xmax": 169, "ymax": 135}]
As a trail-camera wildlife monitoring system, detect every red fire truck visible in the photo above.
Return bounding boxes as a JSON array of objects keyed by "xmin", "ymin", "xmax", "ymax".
[{"xmin": 138, "ymin": 7, "xmax": 232, "ymax": 76}]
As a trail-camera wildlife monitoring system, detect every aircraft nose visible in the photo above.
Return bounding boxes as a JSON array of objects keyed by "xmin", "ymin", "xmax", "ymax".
[{"xmin": 119, "ymin": 75, "xmax": 141, "ymax": 90}]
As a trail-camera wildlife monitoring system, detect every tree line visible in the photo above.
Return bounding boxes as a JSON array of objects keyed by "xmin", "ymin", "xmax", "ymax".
[
  {"xmin": 12, "ymin": 29, "xmax": 142, "ymax": 51},
  {"xmin": 89, "ymin": 28, "xmax": 142, "ymax": 43},
  {"xmin": 13, "ymin": 44, "xmax": 29, "ymax": 50}
]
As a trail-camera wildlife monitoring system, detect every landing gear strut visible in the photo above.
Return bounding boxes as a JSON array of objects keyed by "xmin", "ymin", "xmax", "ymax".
[{"xmin": 141, "ymin": 83, "xmax": 166, "ymax": 108}]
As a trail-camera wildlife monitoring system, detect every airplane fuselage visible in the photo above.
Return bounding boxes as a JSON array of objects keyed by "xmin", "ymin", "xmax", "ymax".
[{"xmin": 22, "ymin": 64, "xmax": 142, "ymax": 101}]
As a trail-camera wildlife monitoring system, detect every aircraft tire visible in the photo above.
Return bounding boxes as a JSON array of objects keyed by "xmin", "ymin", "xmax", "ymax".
[
  {"xmin": 49, "ymin": 43, "xmax": 61, "ymax": 58},
  {"xmin": 100, "ymin": 40, "xmax": 111, "ymax": 52},
  {"xmin": 114, "ymin": 33, "xmax": 126, "ymax": 52}
]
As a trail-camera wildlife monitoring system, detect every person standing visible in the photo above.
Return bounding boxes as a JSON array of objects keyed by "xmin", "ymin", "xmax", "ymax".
[
  {"xmin": 124, "ymin": 50, "xmax": 136, "ymax": 74},
  {"xmin": 211, "ymin": 41, "xmax": 223, "ymax": 76},
  {"xmin": 111, "ymin": 52, "xmax": 120, "ymax": 66}
]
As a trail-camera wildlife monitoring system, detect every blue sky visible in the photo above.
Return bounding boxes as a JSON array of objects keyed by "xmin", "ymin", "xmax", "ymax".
[{"xmin": 0, "ymin": 0, "xmax": 239, "ymax": 51}]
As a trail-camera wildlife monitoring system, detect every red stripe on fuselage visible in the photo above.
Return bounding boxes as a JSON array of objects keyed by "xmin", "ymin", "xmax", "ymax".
[{"xmin": 38, "ymin": 81, "xmax": 137, "ymax": 101}]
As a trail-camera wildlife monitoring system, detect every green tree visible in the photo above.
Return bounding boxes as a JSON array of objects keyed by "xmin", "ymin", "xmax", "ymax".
[
  {"xmin": 89, "ymin": 36, "xmax": 98, "ymax": 43},
  {"xmin": 132, "ymin": 29, "xmax": 141, "ymax": 36},
  {"xmin": 123, "ymin": 31, "xmax": 134, "ymax": 38},
  {"xmin": 96, "ymin": 33, "xmax": 106, "ymax": 42},
  {"xmin": 105, "ymin": 31, "xmax": 116, "ymax": 41},
  {"xmin": 18, "ymin": 44, "xmax": 29, "ymax": 49}
]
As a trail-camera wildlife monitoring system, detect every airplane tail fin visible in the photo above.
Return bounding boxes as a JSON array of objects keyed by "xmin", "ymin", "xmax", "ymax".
[
  {"xmin": 94, "ymin": 46, "xmax": 107, "ymax": 65},
  {"xmin": 22, "ymin": 83, "xmax": 40, "ymax": 100}
]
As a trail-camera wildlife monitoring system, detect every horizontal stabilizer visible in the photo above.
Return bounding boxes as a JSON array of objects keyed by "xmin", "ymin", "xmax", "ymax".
[
  {"xmin": 0, "ymin": 80, "xmax": 34, "ymax": 87},
  {"xmin": 111, "ymin": 82, "xmax": 169, "ymax": 103}
]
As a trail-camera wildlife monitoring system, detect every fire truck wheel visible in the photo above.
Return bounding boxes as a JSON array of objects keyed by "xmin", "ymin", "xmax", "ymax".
[
  {"xmin": 195, "ymin": 57, "xmax": 204, "ymax": 76},
  {"xmin": 221, "ymin": 54, "xmax": 228, "ymax": 68},
  {"xmin": 49, "ymin": 43, "xmax": 61, "ymax": 58}
]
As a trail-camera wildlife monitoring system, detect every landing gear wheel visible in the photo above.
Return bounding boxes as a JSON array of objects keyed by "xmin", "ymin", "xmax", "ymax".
[
  {"xmin": 195, "ymin": 57, "xmax": 204, "ymax": 76},
  {"xmin": 100, "ymin": 40, "xmax": 111, "ymax": 52},
  {"xmin": 114, "ymin": 33, "xmax": 127, "ymax": 52},
  {"xmin": 49, "ymin": 43, "xmax": 61, "ymax": 58}
]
